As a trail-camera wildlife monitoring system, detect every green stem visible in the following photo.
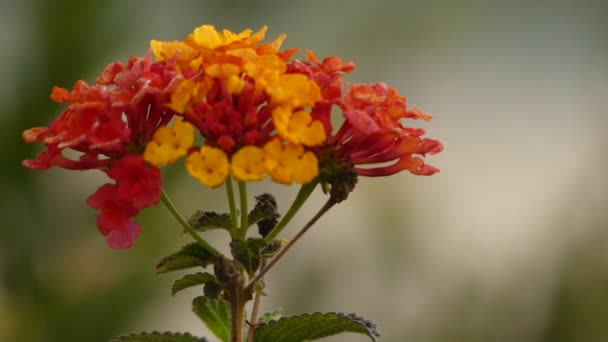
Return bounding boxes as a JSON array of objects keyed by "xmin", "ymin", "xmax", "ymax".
[
  {"xmin": 226, "ymin": 176, "xmax": 238, "ymax": 236},
  {"xmin": 246, "ymin": 197, "xmax": 335, "ymax": 292},
  {"xmin": 160, "ymin": 189, "xmax": 221, "ymax": 256},
  {"xmin": 264, "ymin": 181, "xmax": 318, "ymax": 242},
  {"xmin": 238, "ymin": 181, "xmax": 248, "ymax": 239}
]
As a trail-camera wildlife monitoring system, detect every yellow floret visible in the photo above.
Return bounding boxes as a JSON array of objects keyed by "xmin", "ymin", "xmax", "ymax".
[
  {"xmin": 230, "ymin": 146, "xmax": 268, "ymax": 181},
  {"xmin": 191, "ymin": 25, "xmax": 261, "ymax": 50},
  {"xmin": 150, "ymin": 40, "xmax": 197, "ymax": 62},
  {"xmin": 168, "ymin": 79, "xmax": 197, "ymax": 113},
  {"xmin": 272, "ymin": 106, "xmax": 326, "ymax": 146},
  {"xmin": 263, "ymin": 138, "xmax": 319, "ymax": 184},
  {"xmin": 244, "ymin": 26, "xmax": 268, "ymax": 46},
  {"xmin": 192, "ymin": 25, "xmax": 224, "ymax": 49},
  {"xmin": 243, "ymin": 55, "xmax": 286, "ymax": 90},
  {"xmin": 144, "ymin": 118, "xmax": 194, "ymax": 167},
  {"xmin": 266, "ymin": 74, "xmax": 320, "ymax": 108},
  {"xmin": 226, "ymin": 48, "xmax": 259, "ymax": 61},
  {"xmin": 205, "ymin": 63, "xmax": 241, "ymax": 78},
  {"xmin": 205, "ymin": 63, "xmax": 245, "ymax": 94},
  {"xmin": 224, "ymin": 75, "xmax": 245, "ymax": 94},
  {"xmin": 222, "ymin": 28, "xmax": 253, "ymax": 44},
  {"xmin": 186, "ymin": 146, "xmax": 230, "ymax": 188}
]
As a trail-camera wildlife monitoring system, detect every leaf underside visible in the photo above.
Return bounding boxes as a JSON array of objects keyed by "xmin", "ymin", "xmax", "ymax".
[
  {"xmin": 192, "ymin": 296, "xmax": 231, "ymax": 342},
  {"xmin": 156, "ymin": 243, "xmax": 217, "ymax": 274},
  {"xmin": 253, "ymin": 312, "xmax": 380, "ymax": 342},
  {"xmin": 171, "ymin": 272, "xmax": 218, "ymax": 296}
]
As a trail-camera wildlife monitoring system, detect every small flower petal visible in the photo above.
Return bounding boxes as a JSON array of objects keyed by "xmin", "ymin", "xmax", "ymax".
[
  {"xmin": 144, "ymin": 118, "xmax": 194, "ymax": 167},
  {"xmin": 263, "ymin": 138, "xmax": 318, "ymax": 184},
  {"xmin": 230, "ymin": 146, "xmax": 268, "ymax": 181},
  {"xmin": 185, "ymin": 146, "xmax": 230, "ymax": 188}
]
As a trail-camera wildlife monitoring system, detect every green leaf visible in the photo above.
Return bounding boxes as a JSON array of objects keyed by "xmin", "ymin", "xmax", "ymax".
[
  {"xmin": 156, "ymin": 243, "xmax": 217, "ymax": 274},
  {"xmin": 171, "ymin": 272, "xmax": 219, "ymax": 296},
  {"xmin": 192, "ymin": 296, "xmax": 231, "ymax": 342},
  {"xmin": 259, "ymin": 310, "xmax": 283, "ymax": 324},
  {"xmin": 111, "ymin": 331, "xmax": 208, "ymax": 342},
  {"xmin": 230, "ymin": 238, "xmax": 267, "ymax": 276},
  {"xmin": 188, "ymin": 210, "xmax": 232, "ymax": 232},
  {"xmin": 203, "ymin": 281, "xmax": 223, "ymax": 298},
  {"xmin": 253, "ymin": 312, "xmax": 380, "ymax": 342}
]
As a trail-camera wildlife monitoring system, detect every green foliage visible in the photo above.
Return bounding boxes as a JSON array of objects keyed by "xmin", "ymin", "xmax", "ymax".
[
  {"xmin": 253, "ymin": 312, "xmax": 380, "ymax": 342},
  {"xmin": 203, "ymin": 280, "xmax": 223, "ymax": 298},
  {"xmin": 230, "ymin": 238, "xmax": 267, "ymax": 276},
  {"xmin": 156, "ymin": 243, "xmax": 217, "ymax": 274},
  {"xmin": 188, "ymin": 211, "xmax": 232, "ymax": 232},
  {"xmin": 171, "ymin": 272, "xmax": 219, "ymax": 296},
  {"xmin": 259, "ymin": 310, "xmax": 283, "ymax": 324},
  {"xmin": 193, "ymin": 296, "xmax": 231, "ymax": 342},
  {"xmin": 111, "ymin": 331, "xmax": 208, "ymax": 342}
]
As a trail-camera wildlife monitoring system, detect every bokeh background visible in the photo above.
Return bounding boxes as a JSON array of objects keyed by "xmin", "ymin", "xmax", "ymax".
[{"xmin": 2, "ymin": 0, "xmax": 608, "ymax": 341}]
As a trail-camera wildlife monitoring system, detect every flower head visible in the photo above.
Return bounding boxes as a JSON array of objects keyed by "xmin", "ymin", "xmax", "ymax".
[
  {"xmin": 23, "ymin": 24, "xmax": 442, "ymax": 249},
  {"xmin": 144, "ymin": 25, "xmax": 327, "ymax": 186},
  {"xmin": 327, "ymin": 82, "xmax": 442, "ymax": 177},
  {"xmin": 23, "ymin": 52, "xmax": 181, "ymax": 248}
]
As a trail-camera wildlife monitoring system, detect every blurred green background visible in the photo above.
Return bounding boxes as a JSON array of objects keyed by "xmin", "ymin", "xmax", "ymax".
[{"xmin": 2, "ymin": 0, "xmax": 608, "ymax": 341}]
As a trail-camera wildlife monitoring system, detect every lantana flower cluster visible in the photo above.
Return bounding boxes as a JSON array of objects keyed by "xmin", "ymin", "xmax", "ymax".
[{"xmin": 23, "ymin": 25, "xmax": 442, "ymax": 249}]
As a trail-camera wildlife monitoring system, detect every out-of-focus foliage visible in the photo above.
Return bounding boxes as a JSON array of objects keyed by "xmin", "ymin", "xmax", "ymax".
[{"xmin": 2, "ymin": 0, "xmax": 608, "ymax": 341}]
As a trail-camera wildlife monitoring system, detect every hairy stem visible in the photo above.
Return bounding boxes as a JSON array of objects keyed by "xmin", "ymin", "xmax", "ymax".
[
  {"xmin": 230, "ymin": 285, "xmax": 246, "ymax": 342},
  {"xmin": 246, "ymin": 198, "xmax": 336, "ymax": 292},
  {"xmin": 160, "ymin": 189, "xmax": 221, "ymax": 256}
]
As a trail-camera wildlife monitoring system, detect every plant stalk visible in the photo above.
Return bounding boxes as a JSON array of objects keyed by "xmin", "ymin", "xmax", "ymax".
[
  {"xmin": 226, "ymin": 176, "xmax": 239, "ymax": 235},
  {"xmin": 160, "ymin": 189, "xmax": 220, "ymax": 256},
  {"xmin": 230, "ymin": 285, "xmax": 246, "ymax": 342},
  {"xmin": 247, "ymin": 259, "xmax": 266, "ymax": 342},
  {"xmin": 246, "ymin": 198, "xmax": 336, "ymax": 292},
  {"xmin": 238, "ymin": 181, "xmax": 248, "ymax": 238}
]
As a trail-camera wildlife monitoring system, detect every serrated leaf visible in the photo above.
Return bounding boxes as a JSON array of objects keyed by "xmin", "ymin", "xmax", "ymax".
[
  {"xmin": 259, "ymin": 310, "xmax": 283, "ymax": 324},
  {"xmin": 111, "ymin": 331, "xmax": 208, "ymax": 342},
  {"xmin": 156, "ymin": 243, "xmax": 217, "ymax": 274},
  {"xmin": 230, "ymin": 238, "xmax": 267, "ymax": 276},
  {"xmin": 253, "ymin": 312, "xmax": 380, "ymax": 342},
  {"xmin": 193, "ymin": 296, "xmax": 231, "ymax": 342},
  {"xmin": 172, "ymin": 272, "xmax": 218, "ymax": 296},
  {"xmin": 188, "ymin": 210, "xmax": 232, "ymax": 232}
]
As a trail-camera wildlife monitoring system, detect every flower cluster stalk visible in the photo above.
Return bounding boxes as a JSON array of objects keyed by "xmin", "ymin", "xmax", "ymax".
[
  {"xmin": 160, "ymin": 190, "xmax": 220, "ymax": 256},
  {"xmin": 246, "ymin": 197, "xmax": 336, "ymax": 292},
  {"xmin": 226, "ymin": 176, "xmax": 239, "ymax": 236}
]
